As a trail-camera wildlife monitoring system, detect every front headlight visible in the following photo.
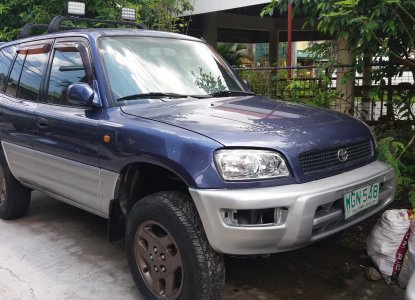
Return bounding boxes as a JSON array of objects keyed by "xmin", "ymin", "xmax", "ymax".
[{"xmin": 214, "ymin": 149, "xmax": 290, "ymax": 181}]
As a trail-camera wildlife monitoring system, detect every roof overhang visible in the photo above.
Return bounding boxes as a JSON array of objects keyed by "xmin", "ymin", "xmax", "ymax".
[{"xmin": 183, "ymin": 0, "xmax": 271, "ymax": 16}]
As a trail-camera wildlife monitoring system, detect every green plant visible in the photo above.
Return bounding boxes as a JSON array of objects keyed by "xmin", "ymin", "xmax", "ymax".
[
  {"xmin": 283, "ymin": 70, "xmax": 339, "ymax": 108},
  {"xmin": 262, "ymin": 0, "xmax": 415, "ymax": 80},
  {"xmin": 239, "ymin": 69, "xmax": 280, "ymax": 98},
  {"xmin": 0, "ymin": 0, "xmax": 193, "ymax": 41},
  {"xmin": 377, "ymin": 134, "xmax": 415, "ymax": 206},
  {"xmin": 238, "ymin": 67, "xmax": 340, "ymax": 108},
  {"xmin": 217, "ymin": 43, "xmax": 248, "ymax": 67},
  {"xmin": 137, "ymin": 0, "xmax": 193, "ymax": 32},
  {"xmin": 305, "ymin": 41, "xmax": 337, "ymax": 63}
]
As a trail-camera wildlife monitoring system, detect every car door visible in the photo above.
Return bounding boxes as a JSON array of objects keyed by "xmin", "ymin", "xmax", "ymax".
[
  {"xmin": 32, "ymin": 37, "xmax": 103, "ymax": 214},
  {"xmin": 0, "ymin": 41, "xmax": 51, "ymax": 185}
]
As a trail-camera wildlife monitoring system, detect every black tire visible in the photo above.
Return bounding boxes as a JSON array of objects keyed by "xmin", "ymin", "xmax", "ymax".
[
  {"xmin": 126, "ymin": 191, "xmax": 225, "ymax": 300},
  {"xmin": 0, "ymin": 150, "xmax": 31, "ymax": 220}
]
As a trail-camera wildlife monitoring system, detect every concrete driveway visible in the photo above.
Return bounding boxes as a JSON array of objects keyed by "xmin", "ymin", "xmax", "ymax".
[
  {"xmin": 0, "ymin": 192, "xmax": 140, "ymax": 300},
  {"xmin": 0, "ymin": 192, "xmax": 405, "ymax": 300}
]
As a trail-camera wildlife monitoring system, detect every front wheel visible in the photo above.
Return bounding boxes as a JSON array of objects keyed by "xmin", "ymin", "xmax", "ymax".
[{"xmin": 126, "ymin": 191, "xmax": 225, "ymax": 300}]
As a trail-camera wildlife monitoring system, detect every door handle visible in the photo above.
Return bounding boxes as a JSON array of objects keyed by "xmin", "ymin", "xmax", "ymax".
[{"xmin": 36, "ymin": 118, "xmax": 48, "ymax": 128}]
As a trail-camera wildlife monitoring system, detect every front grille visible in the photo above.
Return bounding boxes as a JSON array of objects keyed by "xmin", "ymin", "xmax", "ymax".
[{"xmin": 299, "ymin": 140, "xmax": 373, "ymax": 175}]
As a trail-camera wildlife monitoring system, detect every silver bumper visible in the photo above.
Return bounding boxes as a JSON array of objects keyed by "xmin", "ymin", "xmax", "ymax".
[{"xmin": 189, "ymin": 161, "xmax": 396, "ymax": 255}]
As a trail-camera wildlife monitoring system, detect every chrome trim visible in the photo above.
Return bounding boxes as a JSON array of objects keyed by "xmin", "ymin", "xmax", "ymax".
[
  {"xmin": 189, "ymin": 161, "xmax": 396, "ymax": 255},
  {"xmin": 2, "ymin": 141, "xmax": 119, "ymax": 217},
  {"xmin": 337, "ymin": 148, "xmax": 348, "ymax": 162}
]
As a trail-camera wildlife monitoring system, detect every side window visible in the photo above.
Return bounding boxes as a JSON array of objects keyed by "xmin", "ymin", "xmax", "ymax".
[
  {"xmin": 0, "ymin": 46, "xmax": 16, "ymax": 92},
  {"xmin": 5, "ymin": 52, "xmax": 25, "ymax": 97},
  {"xmin": 47, "ymin": 45, "xmax": 88, "ymax": 105},
  {"xmin": 17, "ymin": 50, "xmax": 49, "ymax": 101},
  {"xmin": 5, "ymin": 45, "xmax": 49, "ymax": 101}
]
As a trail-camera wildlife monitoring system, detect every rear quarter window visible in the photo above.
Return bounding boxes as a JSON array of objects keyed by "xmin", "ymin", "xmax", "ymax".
[
  {"xmin": 17, "ymin": 50, "xmax": 49, "ymax": 101},
  {"xmin": 0, "ymin": 46, "xmax": 16, "ymax": 92},
  {"xmin": 5, "ymin": 45, "xmax": 50, "ymax": 101},
  {"xmin": 5, "ymin": 52, "xmax": 25, "ymax": 97}
]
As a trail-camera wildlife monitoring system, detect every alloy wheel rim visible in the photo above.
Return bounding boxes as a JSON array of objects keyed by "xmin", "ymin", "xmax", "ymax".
[{"xmin": 134, "ymin": 220, "xmax": 183, "ymax": 299}]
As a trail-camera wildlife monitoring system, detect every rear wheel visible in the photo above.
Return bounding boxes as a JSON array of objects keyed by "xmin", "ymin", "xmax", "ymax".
[
  {"xmin": 0, "ymin": 151, "xmax": 31, "ymax": 220},
  {"xmin": 126, "ymin": 191, "xmax": 225, "ymax": 300}
]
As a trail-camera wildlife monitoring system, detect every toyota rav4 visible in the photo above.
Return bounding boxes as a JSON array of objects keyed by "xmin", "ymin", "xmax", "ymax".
[{"xmin": 0, "ymin": 18, "xmax": 396, "ymax": 300}]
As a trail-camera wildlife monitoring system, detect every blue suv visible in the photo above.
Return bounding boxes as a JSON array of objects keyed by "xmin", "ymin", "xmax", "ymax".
[{"xmin": 0, "ymin": 26, "xmax": 396, "ymax": 299}]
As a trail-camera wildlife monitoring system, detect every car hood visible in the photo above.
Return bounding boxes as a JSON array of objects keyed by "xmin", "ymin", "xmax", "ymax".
[{"xmin": 120, "ymin": 95, "xmax": 373, "ymax": 153}]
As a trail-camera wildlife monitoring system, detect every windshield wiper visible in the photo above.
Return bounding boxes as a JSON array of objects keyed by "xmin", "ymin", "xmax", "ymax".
[
  {"xmin": 117, "ymin": 92, "xmax": 189, "ymax": 101},
  {"xmin": 208, "ymin": 90, "xmax": 255, "ymax": 98}
]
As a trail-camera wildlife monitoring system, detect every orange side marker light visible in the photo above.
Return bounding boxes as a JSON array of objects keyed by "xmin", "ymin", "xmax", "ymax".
[{"xmin": 103, "ymin": 135, "xmax": 111, "ymax": 143}]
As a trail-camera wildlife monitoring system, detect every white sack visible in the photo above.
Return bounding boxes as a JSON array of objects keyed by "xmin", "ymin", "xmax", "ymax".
[{"xmin": 367, "ymin": 209, "xmax": 411, "ymax": 282}]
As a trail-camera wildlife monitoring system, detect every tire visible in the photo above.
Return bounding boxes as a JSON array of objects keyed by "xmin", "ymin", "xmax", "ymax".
[
  {"xmin": 126, "ymin": 191, "xmax": 225, "ymax": 300},
  {"xmin": 0, "ymin": 150, "xmax": 31, "ymax": 220}
]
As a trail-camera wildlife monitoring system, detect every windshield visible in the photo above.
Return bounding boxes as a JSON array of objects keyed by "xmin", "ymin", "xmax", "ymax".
[{"xmin": 99, "ymin": 36, "xmax": 250, "ymax": 105}]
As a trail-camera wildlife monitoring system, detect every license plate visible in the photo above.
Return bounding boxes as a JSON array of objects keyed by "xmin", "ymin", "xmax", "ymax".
[{"xmin": 344, "ymin": 182, "xmax": 380, "ymax": 219}]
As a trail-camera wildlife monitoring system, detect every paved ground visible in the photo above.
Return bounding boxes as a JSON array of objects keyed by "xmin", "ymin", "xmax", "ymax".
[{"xmin": 0, "ymin": 192, "xmax": 406, "ymax": 300}]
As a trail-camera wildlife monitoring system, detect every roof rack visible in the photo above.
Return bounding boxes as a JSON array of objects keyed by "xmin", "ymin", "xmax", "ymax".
[
  {"xmin": 19, "ymin": 15, "xmax": 147, "ymax": 39},
  {"xmin": 49, "ymin": 15, "xmax": 146, "ymax": 32},
  {"xmin": 19, "ymin": 24, "xmax": 49, "ymax": 39}
]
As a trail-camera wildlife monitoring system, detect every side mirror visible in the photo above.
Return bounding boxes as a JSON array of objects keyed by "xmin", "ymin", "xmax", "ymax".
[{"xmin": 67, "ymin": 83, "xmax": 94, "ymax": 106}]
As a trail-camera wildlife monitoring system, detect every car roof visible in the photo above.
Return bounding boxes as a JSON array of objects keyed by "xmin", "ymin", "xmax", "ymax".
[{"xmin": 0, "ymin": 28, "xmax": 201, "ymax": 48}]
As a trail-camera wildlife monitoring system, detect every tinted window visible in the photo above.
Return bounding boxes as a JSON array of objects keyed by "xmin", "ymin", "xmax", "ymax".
[
  {"xmin": 5, "ymin": 52, "xmax": 25, "ymax": 97},
  {"xmin": 0, "ymin": 46, "xmax": 16, "ymax": 92},
  {"xmin": 47, "ymin": 47, "xmax": 87, "ymax": 105},
  {"xmin": 17, "ymin": 50, "xmax": 49, "ymax": 101}
]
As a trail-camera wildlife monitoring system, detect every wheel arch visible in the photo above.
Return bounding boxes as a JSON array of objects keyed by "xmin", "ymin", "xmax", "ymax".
[{"xmin": 108, "ymin": 160, "xmax": 193, "ymax": 243}]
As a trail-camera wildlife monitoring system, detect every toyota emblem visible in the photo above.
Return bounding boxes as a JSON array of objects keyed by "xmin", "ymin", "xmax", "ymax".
[{"xmin": 337, "ymin": 149, "xmax": 348, "ymax": 162}]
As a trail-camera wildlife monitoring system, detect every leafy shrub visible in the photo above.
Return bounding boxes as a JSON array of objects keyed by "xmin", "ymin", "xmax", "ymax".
[{"xmin": 377, "ymin": 135, "xmax": 415, "ymax": 207}]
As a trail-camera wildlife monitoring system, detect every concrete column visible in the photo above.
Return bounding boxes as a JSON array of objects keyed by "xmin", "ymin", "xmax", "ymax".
[
  {"xmin": 202, "ymin": 12, "xmax": 218, "ymax": 48},
  {"xmin": 335, "ymin": 37, "xmax": 355, "ymax": 114},
  {"xmin": 268, "ymin": 26, "xmax": 279, "ymax": 67},
  {"xmin": 291, "ymin": 42, "xmax": 297, "ymax": 66}
]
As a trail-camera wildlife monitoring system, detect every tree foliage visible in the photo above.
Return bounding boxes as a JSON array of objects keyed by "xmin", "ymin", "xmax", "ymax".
[
  {"xmin": 261, "ymin": 0, "xmax": 415, "ymax": 78},
  {"xmin": 138, "ymin": 0, "xmax": 193, "ymax": 32},
  {"xmin": 262, "ymin": 1, "xmax": 415, "ymax": 205},
  {"xmin": 0, "ymin": 0, "xmax": 192, "ymax": 41},
  {"xmin": 216, "ymin": 43, "xmax": 248, "ymax": 67},
  {"xmin": 377, "ymin": 135, "xmax": 415, "ymax": 206}
]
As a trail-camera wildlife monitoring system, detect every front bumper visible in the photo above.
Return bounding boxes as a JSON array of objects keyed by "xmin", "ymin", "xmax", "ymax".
[{"xmin": 189, "ymin": 161, "xmax": 395, "ymax": 255}]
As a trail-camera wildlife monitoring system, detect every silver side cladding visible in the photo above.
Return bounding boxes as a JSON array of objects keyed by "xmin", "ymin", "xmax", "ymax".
[
  {"xmin": 189, "ymin": 161, "xmax": 396, "ymax": 255},
  {"xmin": 99, "ymin": 168, "xmax": 120, "ymax": 216},
  {"xmin": 2, "ymin": 141, "xmax": 119, "ymax": 218},
  {"xmin": 2, "ymin": 141, "xmax": 35, "ymax": 184}
]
